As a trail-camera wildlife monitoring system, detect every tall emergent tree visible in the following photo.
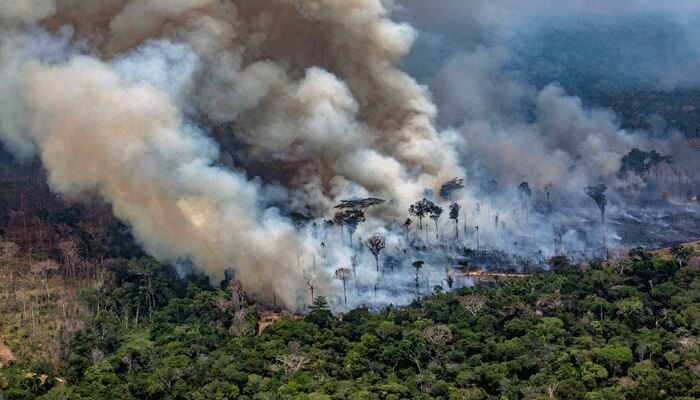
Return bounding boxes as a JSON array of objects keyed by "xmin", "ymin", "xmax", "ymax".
[
  {"xmin": 585, "ymin": 184, "xmax": 608, "ymax": 257},
  {"xmin": 334, "ymin": 198, "xmax": 385, "ymax": 212},
  {"xmin": 449, "ymin": 203, "xmax": 461, "ymax": 238},
  {"xmin": 429, "ymin": 203, "xmax": 443, "ymax": 240},
  {"xmin": 305, "ymin": 278, "xmax": 315, "ymax": 303},
  {"xmin": 350, "ymin": 255, "xmax": 358, "ymax": 278},
  {"xmin": 518, "ymin": 181, "xmax": 532, "ymax": 221},
  {"xmin": 585, "ymin": 184, "xmax": 608, "ymax": 222},
  {"xmin": 403, "ymin": 218, "xmax": 412, "ymax": 238},
  {"xmin": 367, "ymin": 235, "xmax": 386, "ymax": 271},
  {"xmin": 334, "ymin": 268, "xmax": 352, "ymax": 310},
  {"xmin": 333, "ymin": 198, "xmax": 384, "ymax": 247},
  {"xmin": 333, "ymin": 209, "xmax": 365, "ymax": 246},
  {"xmin": 412, "ymin": 260, "xmax": 424, "ymax": 298},
  {"xmin": 408, "ymin": 198, "xmax": 434, "ymax": 230},
  {"xmin": 332, "ymin": 213, "xmax": 346, "ymax": 244},
  {"xmin": 289, "ymin": 211, "xmax": 312, "ymax": 230},
  {"xmin": 544, "ymin": 183, "xmax": 553, "ymax": 213}
]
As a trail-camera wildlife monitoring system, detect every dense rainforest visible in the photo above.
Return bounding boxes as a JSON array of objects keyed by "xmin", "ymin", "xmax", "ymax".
[{"xmin": 1, "ymin": 245, "xmax": 699, "ymax": 400}]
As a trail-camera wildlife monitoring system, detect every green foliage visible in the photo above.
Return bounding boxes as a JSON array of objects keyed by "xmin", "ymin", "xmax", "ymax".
[{"xmin": 3, "ymin": 251, "xmax": 699, "ymax": 399}]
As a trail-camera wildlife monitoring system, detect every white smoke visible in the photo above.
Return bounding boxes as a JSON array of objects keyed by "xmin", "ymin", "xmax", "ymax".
[
  {"xmin": 1, "ymin": 1, "xmax": 698, "ymax": 311},
  {"xmin": 0, "ymin": 0, "xmax": 461, "ymax": 309}
]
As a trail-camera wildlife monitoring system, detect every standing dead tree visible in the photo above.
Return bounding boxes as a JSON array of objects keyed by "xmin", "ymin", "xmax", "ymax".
[
  {"xmin": 350, "ymin": 255, "xmax": 358, "ymax": 278},
  {"xmin": 305, "ymin": 278, "xmax": 315, "ymax": 304},
  {"xmin": 460, "ymin": 295, "xmax": 487, "ymax": 315},
  {"xmin": 0, "ymin": 241, "xmax": 19, "ymax": 259},
  {"xmin": 423, "ymin": 325, "xmax": 453, "ymax": 362},
  {"xmin": 58, "ymin": 241, "xmax": 80, "ymax": 280},
  {"xmin": 274, "ymin": 342, "xmax": 311, "ymax": 376},
  {"xmin": 544, "ymin": 183, "xmax": 553, "ymax": 213},
  {"xmin": 334, "ymin": 268, "xmax": 352, "ymax": 310}
]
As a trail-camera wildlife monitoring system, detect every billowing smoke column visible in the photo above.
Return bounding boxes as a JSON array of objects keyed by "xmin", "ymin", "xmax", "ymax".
[
  {"xmin": 0, "ymin": 1, "xmax": 459, "ymax": 309},
  {"xmin": 1, "ymin": 1, "xmax": 699, "ymax": 310}
]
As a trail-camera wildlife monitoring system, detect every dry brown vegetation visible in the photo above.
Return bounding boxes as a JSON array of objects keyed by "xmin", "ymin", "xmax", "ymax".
[
  {"xmin": 0, "ymin": 159, "xmax": 134, "ymax": 364},
  {"xmin": 0, "ymin": 251, "xmax": 99, "ymax": 364}
]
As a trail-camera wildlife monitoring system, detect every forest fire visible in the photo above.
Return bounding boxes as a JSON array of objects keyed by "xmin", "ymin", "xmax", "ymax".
[
  {"xmin": 2, "ymin": 3, "xmax": 700, "ymax": 398},
  {"xmin": 0, "ymin": 1, "xmax": 698, "ymax": 312}
]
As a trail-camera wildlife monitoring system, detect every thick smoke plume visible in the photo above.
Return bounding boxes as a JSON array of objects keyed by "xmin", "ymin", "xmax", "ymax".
[
  {"xmin": 0, "ymin": 0, "xmax": 458, "ymax": 309},
  {"xmin": 1, "ymin": 1, "xmax": 699, "ymax": 310}
]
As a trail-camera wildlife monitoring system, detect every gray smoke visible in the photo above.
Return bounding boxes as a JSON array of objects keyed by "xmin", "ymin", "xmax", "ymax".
[
  {"xmin": 0, "ymin": 0, "xmax": 463, "ymax": 310},
  {"xmin": 0, "ymin": 1, "xmax": 698, "ymax": 310},
  {"xmin": 389, "ymin": 0, "xmax": 700, "ymax": 261}
]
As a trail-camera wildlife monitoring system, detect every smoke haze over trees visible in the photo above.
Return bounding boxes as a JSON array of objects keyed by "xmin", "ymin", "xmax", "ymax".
[{"xmin": 0, "ymin": 0, "xmax": 699, "ymax": 310}]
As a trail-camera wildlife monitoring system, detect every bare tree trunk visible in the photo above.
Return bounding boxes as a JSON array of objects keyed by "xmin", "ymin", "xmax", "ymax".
[
  {"xmin": 603, "ymin": 220, "xmax": 609, "ymax": 260},
  {"xmin": 343, "ymin": 283, "xmax": 347, "ymax": 311}
]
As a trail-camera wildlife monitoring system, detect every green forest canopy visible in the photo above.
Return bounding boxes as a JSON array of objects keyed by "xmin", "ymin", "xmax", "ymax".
[{"xmin": 1, "ymin": 247, "xmax": 699, "ymax": 400}]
